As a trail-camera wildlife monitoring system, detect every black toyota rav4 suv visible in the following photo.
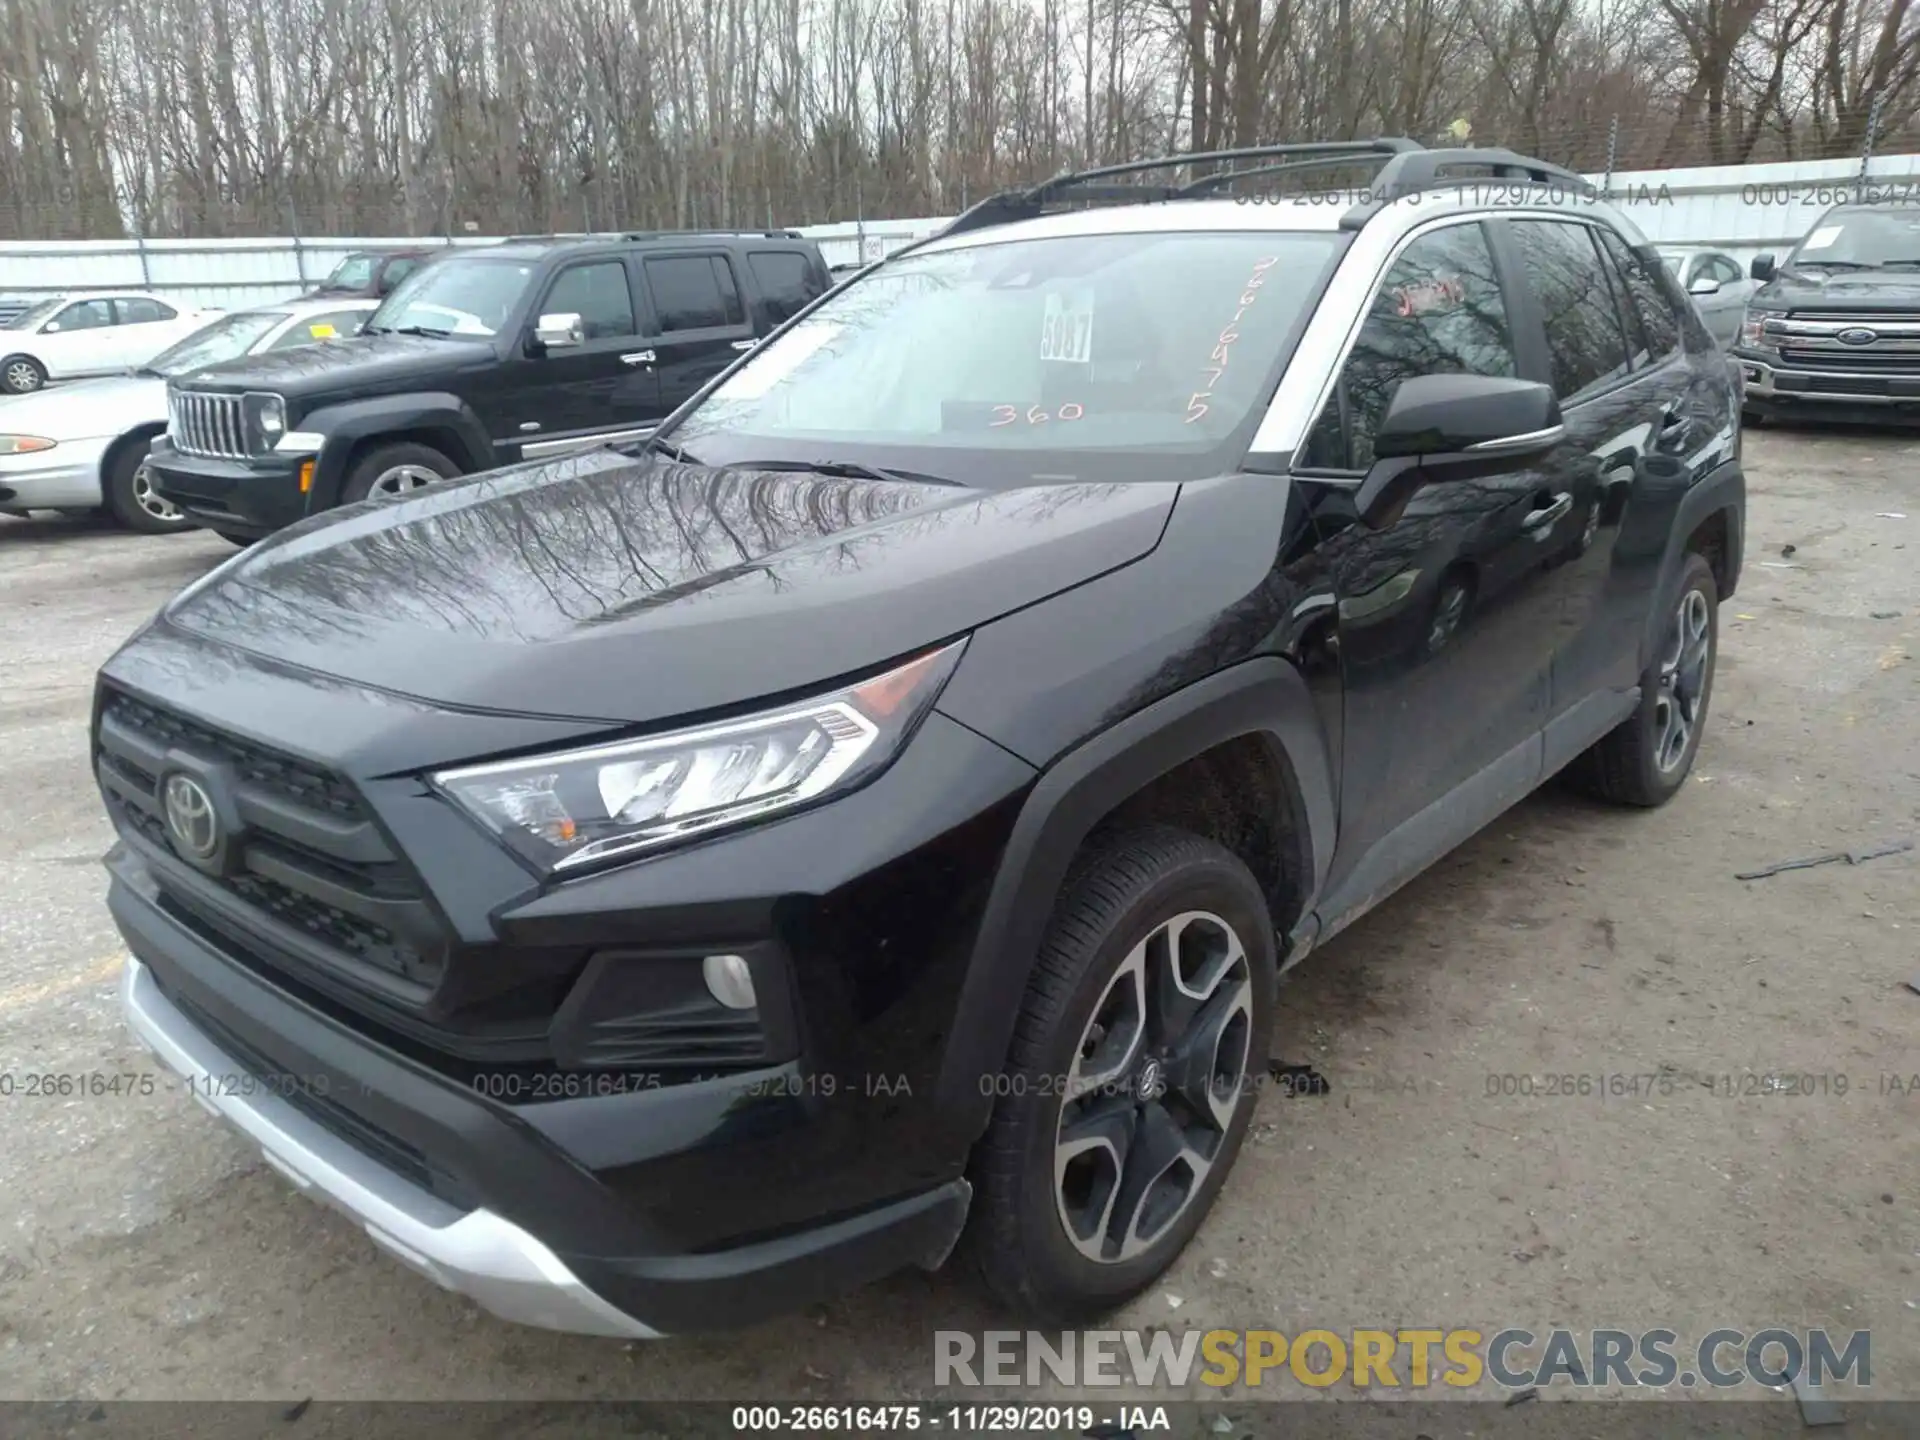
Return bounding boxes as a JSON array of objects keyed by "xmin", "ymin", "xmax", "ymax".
[
  {"xmin": 97, "ymin": 141, "xmax": 1744, "ymax": 1336},
  {"xmin": 146, "ymin": 229, "xmax": 832, "ymax": 542}
]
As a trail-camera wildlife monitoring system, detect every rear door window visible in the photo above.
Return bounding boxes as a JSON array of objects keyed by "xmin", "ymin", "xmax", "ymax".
[{"xmin": 644, "ymin": 256, "xmax": 744, "ymax": 332}]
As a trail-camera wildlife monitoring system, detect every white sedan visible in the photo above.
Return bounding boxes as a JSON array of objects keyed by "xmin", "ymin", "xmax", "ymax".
[
  {"xmin": 0, "ymin": 300, "xmax": 375, "ymax": 532},
  {"xmin": 0, "ymin": 291, "xmax": 223, "ymax": 394}
]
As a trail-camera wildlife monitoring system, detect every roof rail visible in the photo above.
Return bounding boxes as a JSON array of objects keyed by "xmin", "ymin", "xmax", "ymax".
[
  {"xmin": 935, "ymin": 140, "xmax": 1425, "ymax": 239},
  {"xmin": 1339, "ymin": 147, "xmax": 1597, "ymax": 228},
  {"xmin": 618, "ymin": 228, "xmax": 804, "ymax": 241},
  {"xmin": 923, "ymin": 138, "xmax": 1597, "ymax": 244}
]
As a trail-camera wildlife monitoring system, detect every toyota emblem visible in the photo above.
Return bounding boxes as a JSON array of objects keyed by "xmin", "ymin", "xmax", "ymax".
[
  {"xmin": 1836, "ymin": 326, "xmax": 1879, "ymax": 346},
  {"xmin": 162, "ymin": 773, "xmax": 220, "ymax": 860}
]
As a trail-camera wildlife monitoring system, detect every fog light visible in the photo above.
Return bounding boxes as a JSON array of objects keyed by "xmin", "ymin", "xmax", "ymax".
[{"xmin": 702, "ymin": 954, "xmax": 756, "ymax": 1010}]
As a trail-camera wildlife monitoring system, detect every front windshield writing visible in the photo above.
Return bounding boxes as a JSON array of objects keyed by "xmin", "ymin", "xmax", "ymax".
[
  {"xmin": 368, "ymin": 258, "xmax": 533, "ymax": 336},
  {"xmin": 674, "ymin": 229, "xmax": 1342, "ymax": 479}
]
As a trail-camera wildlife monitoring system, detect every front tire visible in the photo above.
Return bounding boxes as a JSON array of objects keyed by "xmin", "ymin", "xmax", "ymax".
[
  {"xmin": 1568, "ymin": 551, "xmax": 1718, "ymax": 806},
  {"xmin": 340, "ymin": 441, "xmax": 459, "ymax": 505},
  {"xmin": 2, "ymin": 354, "xmax": 46, "ymax": 395},
  {"xmin": 103, "ymin": 438, "xmax": 190, "ymax": 534},
  {"xmin": 968, "ymin": 826, "xmax": 1275, "ymax": 1323}
]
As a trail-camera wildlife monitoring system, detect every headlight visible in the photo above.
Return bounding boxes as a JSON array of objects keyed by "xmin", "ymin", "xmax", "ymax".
[
  {"xmin": 244, "ymin": 392, "xmax": 287, "ymax": 442},
  {"xmin": 1739, "ymin": 310, "xmax": 1774, "ymax": 348},
  {"xmin": 0, "ymin": 435, "xmax": 56, "ymax": 455},
  {"xmin": 432, "ymin": 639, "xmax": 967, "ymax": 873}
]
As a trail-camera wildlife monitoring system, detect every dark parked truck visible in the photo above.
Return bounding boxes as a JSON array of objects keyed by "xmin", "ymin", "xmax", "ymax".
[
  {"xmin": 1734, "ymin": 201, "xmax": 1920, "ymax": 423},
  {"xmin": 97, "ymin": 141, "xmax": 1743, "ymax": 1336},
  {"xmin": 146, "ymin": 230, "xmax": 832, "ymax": 543}
]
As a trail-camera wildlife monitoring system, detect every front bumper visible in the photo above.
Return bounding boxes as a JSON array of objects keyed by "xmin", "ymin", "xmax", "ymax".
[
  {"xmin": 0, "ymin": 435, "xmax": 111, "ymax": 511},
  {"xmin": 112, "ymin": 859, "xmax": 975, "ymax": 1335},
  {"xmin": 122, "ymin": 954, "xmax": 658, "ymax": 1337},
  {"xmin": 146, "ymin": 437, "xmax": 309, "ymax": 537},
  {"xmin": 1734, "ymin": 351, "xmax": 1920, "ymax": 408}
]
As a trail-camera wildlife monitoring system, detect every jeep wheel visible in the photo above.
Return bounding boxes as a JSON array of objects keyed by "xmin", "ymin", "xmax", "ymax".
[
  {"xmin": 969, "ymin": 826, "xmax": 1274, "ymax": 1322},
  {"xmin": 103, "ymin": 439, "xmax": 190, "ymax": 535},
  {"xmin": 2, "ymin": 355, "xmax": 46, "ymax": 395},
  {"xmin": 341, "ymin": 442, "xmax": 459, "ymax": 505},
  {"xmin": 1568, "ymin": 550, "xmax": 1718, "ymax": 806}
]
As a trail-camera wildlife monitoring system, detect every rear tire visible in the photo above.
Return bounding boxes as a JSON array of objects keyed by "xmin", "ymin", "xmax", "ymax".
[
  {"xmin": 340, "ymin": 441, "xmax": 459, "ymax": 505},
  {"xmin": 2, "ymin": 354, "xmax": 46, "ymax": 394},
  {"xmin": 967, "ymin": 825, "xmax": 1275, "ymax": 1323},
  {"xmin": 1567, "ymin": 551, "xmax": 1718, "ymax": 807},
  {"xmin": 102, "ymin": 438, "xmax": 190, "ymax": 535}
]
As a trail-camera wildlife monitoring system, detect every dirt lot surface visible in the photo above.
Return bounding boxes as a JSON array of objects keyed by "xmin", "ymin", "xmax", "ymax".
[{"xmin": 0, "ymin": 428, "xmax": 1915, "ymax": 1420}]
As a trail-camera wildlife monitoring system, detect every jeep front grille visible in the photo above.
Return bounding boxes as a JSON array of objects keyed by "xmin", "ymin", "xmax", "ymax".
[{"xmin": 169, "ymin": 390, "xmax": 254, "ymax": 459}]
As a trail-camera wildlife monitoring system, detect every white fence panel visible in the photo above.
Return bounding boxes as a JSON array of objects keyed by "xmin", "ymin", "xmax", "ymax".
[{"xmin": 4, "ymin": 152, "xmax": 1917, "ymax": 306}]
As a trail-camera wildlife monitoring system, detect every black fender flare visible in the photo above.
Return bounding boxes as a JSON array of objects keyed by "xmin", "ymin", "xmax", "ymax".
[
  {"xmin": 1640, "ymin": 458, "xmax": 1745, "ymax": 668},
  {"xmin": 301, "ymin": 393, "xmax": 496, "ymax": 505},
  {"xmin": 931, "ymin": 656, "xmax": 1337, "ymax": 1137}
]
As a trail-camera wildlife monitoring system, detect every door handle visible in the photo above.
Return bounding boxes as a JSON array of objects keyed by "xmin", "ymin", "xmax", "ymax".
[
  {"xmin": 730, "ymin": 339, "xmax": 758, "ymax": 352},
  {"xmin": 1522, "ymin": 492, "xmax": 1573, "ymax": 537},
  {"xmin": 621, "ymin": 350, "xmax": 656, "ymax": 366}
]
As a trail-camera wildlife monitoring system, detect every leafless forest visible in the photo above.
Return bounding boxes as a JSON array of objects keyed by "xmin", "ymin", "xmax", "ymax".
[{"xmin": 2, "ymin": 0, "xmax": 1919, "ymax": 240}]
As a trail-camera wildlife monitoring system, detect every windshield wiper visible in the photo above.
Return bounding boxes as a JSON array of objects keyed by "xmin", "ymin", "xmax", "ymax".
[
  {"xmin": 641, "ymin": 434, "xmax": 702, "ymax": 464},
  {"xmin": 390, "ymin": 323, "xmax": 454, "ymax": 338},
  {"xmin": 1790, "ymin": 258, "xmax": 1875, "ymax": 271},
  {"xmin": 1876, "ymin": 257, "xmax": 1920, "ymax": 269},
  {"xmin": 723, "ymin": 457, "xmax": 962, "ymax": 487}
]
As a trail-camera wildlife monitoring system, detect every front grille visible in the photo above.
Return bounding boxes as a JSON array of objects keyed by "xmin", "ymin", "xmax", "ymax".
[
  {"xmin": 1778, "ymin": 348, "xmax": 1920, "ymax": 372},
  {"xmin": 1785, "ymin": 310, "xmax": 1920, "ymax": 325},
  {"xmin": 107, "ymin": 693, "xmax": 362, "ymax": 817},
  {"xmin": 169, "ymin": 390, "xmax": 255, "ymax": 459},
  {"xmin": 95, "ymin": 688, "xmax": 445, "ymax": 993}
]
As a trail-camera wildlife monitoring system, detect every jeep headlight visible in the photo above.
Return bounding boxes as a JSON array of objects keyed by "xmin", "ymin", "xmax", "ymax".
[
  {"xmin": 432, "ymin": 640, "xmax": 966, "ymax": 873},
  {"xmin": 244, "ymin": 391, "xmax": 286, "ymax": 442}
]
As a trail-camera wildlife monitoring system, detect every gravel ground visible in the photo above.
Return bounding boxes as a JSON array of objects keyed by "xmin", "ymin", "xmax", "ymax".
[{"xmin": 0, "ymin": 428, "xmax": 1915, "ymax": 1417}]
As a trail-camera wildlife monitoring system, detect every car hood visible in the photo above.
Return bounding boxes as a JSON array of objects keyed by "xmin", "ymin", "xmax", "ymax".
[
  {"xmin": 1756, "ymin": 268, "xmax": 1920, "ymax": 310},
  {"xmin": 157, "ymin": 451, "xmax": 1178, "ymax": 725},
  {"xmin": 175, "ymin": 331, "xmax": 492, "ymax": 400},
  {"xmin": 0, "ymin": 372, "xmax": 164, "ymax": 438}
]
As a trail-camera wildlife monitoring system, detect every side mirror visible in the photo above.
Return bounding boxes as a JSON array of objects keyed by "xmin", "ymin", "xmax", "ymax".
[
  {"xmin": 42, "ymin": 322, "xmax": 60, "ymax": 333},
  {"xmin": 1688, "ymin": 275, "xmax": 1722, "ymax": 297},
  {"xmin": 1356, "ymin": 374, "xmax": 1563, "ymax": 528},
  {"xmin": 1750, "ymin": 254, "xmax": 1776, "ymax": 282},
  {"xmin": 534, "ymin": 312, "xmax": 584, "ymax": 351}
]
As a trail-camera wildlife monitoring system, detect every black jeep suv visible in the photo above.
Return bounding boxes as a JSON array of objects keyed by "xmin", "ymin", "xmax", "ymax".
[
  {"xmin": 146, "ymin": 230, "xmax": 832, "ymax": 542},
  {"xmin": 1735, "ymin": 200, "xmax": 1920, "ymax": 424},
  {"xmin": 97, "ymin": 141, "xmax": 1743, "ymax": 1336}
]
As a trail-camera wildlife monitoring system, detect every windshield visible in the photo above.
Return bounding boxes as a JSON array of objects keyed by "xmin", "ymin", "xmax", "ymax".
[
  {"xmin": 1789, "ymin": 210, "xmax": 1920, "ymax": 268},
  {"xmin": 671, "ymin": 229, "xmax": 1344, "ymax": 483},
  {"xmin": 146, "ymin": 310, "xmax": 289, "ymax": 376},
  {"xmin": 322, "ymin": 255, "xmax": 377, "ymax": 290},
  {"xmin": 5, "ymin": 298, "xmax": 63, "ymax": 331},
  {"xmin": 366, "ymin": 257, "xmax": 533, "ymax": 337}
]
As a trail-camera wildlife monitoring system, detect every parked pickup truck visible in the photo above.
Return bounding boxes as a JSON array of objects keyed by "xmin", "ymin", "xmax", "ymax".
[
  {"xmin": 1733, "ymin": 201, "xmax": 1920, "ymax": 424},
  {"xmin": 146, "ymin": 230, "xmax": 833, "ymax": 543}
]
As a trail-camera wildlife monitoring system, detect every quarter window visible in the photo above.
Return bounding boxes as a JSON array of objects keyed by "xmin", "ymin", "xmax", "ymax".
[
  {"xmin": 748, "ymin": 251, "xmax": 824, "ymax": 324},
  {"xmin": 1510, "ymin": 221, "xmax": 1634, "ymax": 400},
  {"xmin": 1303, "ymin": 222, "xmax": 1519, "ymax": 471},
  {"xmin": 543, "ymin": 262, "xmax": 637, "ymax": 341}
]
